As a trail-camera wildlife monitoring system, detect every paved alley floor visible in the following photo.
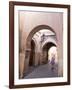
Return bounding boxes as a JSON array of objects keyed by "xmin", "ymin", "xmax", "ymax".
[{"xmin": 24, "ymin": 63, "xmax": 58, "ymax": 79}]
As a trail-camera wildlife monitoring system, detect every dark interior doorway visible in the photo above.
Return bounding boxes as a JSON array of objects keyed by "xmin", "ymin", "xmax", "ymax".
[
  {"xmin": 42, "ymin": 42, "xmax": 56, "ymax": 64},
  {"xmin": 29, "ymin": 40, "xmax": 35, "ymax": 66}
]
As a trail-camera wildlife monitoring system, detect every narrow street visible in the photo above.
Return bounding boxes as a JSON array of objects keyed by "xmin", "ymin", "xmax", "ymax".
[{"xmin": 24, "ymin": 63, "xmax": 58, "ymax": 79}]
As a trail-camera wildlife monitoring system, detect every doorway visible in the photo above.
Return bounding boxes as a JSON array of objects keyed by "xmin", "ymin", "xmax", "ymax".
[
  {"xmin": 42, "ymin": 42, "xmax": 56, "ymax": 64},
  {"xmin": 29, "ymin": 40, "xmax": 35, "ymax": 66}
]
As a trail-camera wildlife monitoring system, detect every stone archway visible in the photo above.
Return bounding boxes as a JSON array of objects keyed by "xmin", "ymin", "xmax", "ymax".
[
  {"xmin": 23, "ymin": 25, "xmax": 57, "ymax": 75},
  {"xmin": 26, "ymin": 25, "xmax": 56, "ymax": 49}
]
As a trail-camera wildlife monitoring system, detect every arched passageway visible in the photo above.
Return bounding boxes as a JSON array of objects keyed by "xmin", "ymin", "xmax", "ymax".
[
  {"xmin": 19, "ymin": 10, "xmax": 63, "ymax": 79},
  {"xmin": 24, "ymin": 42, "xmax": 58, "ymax": 79},
  {"xmin": 26, "ymin": 25, "xmax": 56, "ymax": 49},
  {"xmin": 23, "ymin": 25, "xmax": 58, "ymax": 78},
  {"xmin": 42, "ymin": 42, "xmax": 57, "ymax": 64}
]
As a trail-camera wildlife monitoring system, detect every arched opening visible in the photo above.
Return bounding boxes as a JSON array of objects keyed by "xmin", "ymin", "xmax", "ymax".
[
  {"xmin": 29, "ymin": 40, "xmax": 35, "ymax": 66},
  {"xmin": 23, "ymin": 25, "xmax": 58, "ymax": 78},
  {"xmin": 42, "ymin": 42, "xmax": 57, "ymax": 64},
  {"xmin": 26, "ymin": 25, "xmax": 56, "ymax": 49}
]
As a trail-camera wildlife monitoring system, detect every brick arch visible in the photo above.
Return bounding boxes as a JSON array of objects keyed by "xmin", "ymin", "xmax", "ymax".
[{"xmin": 26, "ymin": 25, "xmax": 57, "ymax": 49}]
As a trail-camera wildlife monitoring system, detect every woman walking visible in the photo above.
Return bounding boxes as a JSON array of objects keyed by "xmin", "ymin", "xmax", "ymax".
[{"xmin": 50, "ymin": 54, "xmax": 55, "ymax": 71}]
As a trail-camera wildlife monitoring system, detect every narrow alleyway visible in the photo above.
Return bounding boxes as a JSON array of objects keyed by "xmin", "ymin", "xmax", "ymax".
[{"xmin": 24, "ymin": 63, "xmax": 58, "ymax": 79}]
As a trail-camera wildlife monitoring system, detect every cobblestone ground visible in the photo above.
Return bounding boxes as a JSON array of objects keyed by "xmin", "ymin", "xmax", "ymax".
[{"xmin": 24, "ymin": 63, "xmax": 58, "ymax": 79}]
